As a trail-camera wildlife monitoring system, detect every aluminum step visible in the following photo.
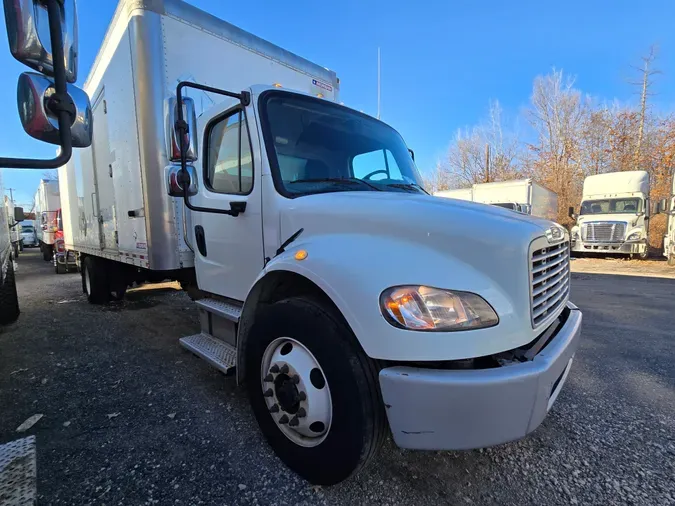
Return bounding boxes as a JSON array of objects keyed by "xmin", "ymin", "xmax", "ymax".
[
  {"xmin": 196, "ymin": 298, "xmax": 242, "ymax": 322},
  {"xmin": 0, "ymin": 436, "xmax": 36, "ymax": 506},
  {"xmin": 180, "ymin": 332, "xmax": 236, "ymax": 375}
]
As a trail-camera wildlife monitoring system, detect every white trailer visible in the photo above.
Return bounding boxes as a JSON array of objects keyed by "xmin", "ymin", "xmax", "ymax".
[
  {"xmin": 571, "ymin": 171, "xmax": 650, "ymax": 258},
  {"xmin": 434, "ymin": 188, "xmax": 473, "ymax": 201},
  {"xmin": 34, "ymin": 179, "xmax": 61, "ymax": 261},
  {"xmin": 51, "ymin": 0, "xmax": 583, "ymax": 486},
  {"xmin": 436, "ymin": 179, "xmax": 558, "ymax": 220},
  {"xmin": 3, "ymin": 195, "xmax": 22, "ymax": 257},
  {"xmin": 659, "ymin": 174, "xmax": 675, "ymax": 265}
]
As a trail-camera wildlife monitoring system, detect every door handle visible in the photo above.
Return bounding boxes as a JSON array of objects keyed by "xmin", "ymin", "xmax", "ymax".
[
  {"xmin": 195, "ymin": 225, "xmax": 207, "ymax": 256},
  {"xmin": 91, "ymin": 193, "xmax": 98, "ymax": 217}
]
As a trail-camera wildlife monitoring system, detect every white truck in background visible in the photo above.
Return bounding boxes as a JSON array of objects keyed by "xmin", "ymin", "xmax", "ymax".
[
  {"xmin": 436, "ymin": 179, "xmax": 558, "ymax": 220},
  {"xmin": 34, "ymin": 179, "xmax": 61, "ymax": 261},
  {"xmin": 4, "ymin": 195, "xmax": 22, "ymax": 257},
  {"xmin": 657, "ymin": 173, "xmax": 675, "ymax": 265},
  {"xmin": 570, "ymin": 171, "xmax": 650, "ymax": 259},
  {"xmin": 10, "ymin": 0, "xmax": 582, "ymax": 486}
]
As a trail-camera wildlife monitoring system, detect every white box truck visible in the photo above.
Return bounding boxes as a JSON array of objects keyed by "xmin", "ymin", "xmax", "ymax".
[
  {"xmin": 54, "ymin": 0, "xmax": 582, "ymax": 485},
  {"xmin": 34, "ymin": 179, "xmax": 61, "ymax": 261},
  {"xmin": 4, "ymin": 195, "xmax": 22, "ymax": 257},
  {"xmin": 0, "ymin": 171, "xmax": 21, "ymax": 325},
  {"xmin": 570, "ymin": 171, "xmax": 650, "ymax": 259},
  {"xmin": 436, "ymin": 179, "xmax": 558, "ymax": 220}
]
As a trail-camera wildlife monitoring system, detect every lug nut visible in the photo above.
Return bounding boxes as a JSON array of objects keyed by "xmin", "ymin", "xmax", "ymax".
[
  {"xmin": 270, "ymin": 364, "xmax": 280, "ymax": 373},
  {"xmin": 291, "ymin": 375, "xmax": 300, "ymax": 384},
  {"xmin": 264, "ymin": 374, "xmax": 274, "ymax": 382},
  {"xmin": 280, "ymin": 364, "xmax": 289, "ymax": 374},
  {"xmin": 263, "ymin": 388, "xmax": 274, "ymax": 397},
  {"xmin": 297, "ymin": 407, "xmax": 307, "ymax": 418},
  {"xmin": 269, "ymin": 404, "xmax": 279, "ymax": 413},
  {"xmin": 289, "ymin": 416, "xmax": 299, "ymax": 427},
  {"xmin": 278, "ymin": 415, "xmax": 289, "ymax": 425},
  {"xmin": 298, "ymin": 392, "xmax": 307, "ymax": 401}
]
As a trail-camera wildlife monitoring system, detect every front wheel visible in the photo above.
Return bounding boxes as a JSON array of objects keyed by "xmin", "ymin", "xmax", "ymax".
[
  {"xmin": 245, "ymin": 297, "xmax": 386, "ymax": 485},
  {"xmin": 42, "ymin": 244, "xmax": 52, "ymax": 262},
  {"xmin": 82, "ymin": 256, "xmax": 110, "ymax": 304}
]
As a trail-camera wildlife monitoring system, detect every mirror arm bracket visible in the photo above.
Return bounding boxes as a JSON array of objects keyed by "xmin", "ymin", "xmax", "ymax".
[{"xmin": 0, "ymin": 0, "xmax": 73, "ymax": 169}]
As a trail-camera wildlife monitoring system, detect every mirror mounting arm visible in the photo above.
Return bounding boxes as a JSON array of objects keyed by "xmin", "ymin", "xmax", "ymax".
[{"xmin": 0, "ymin": 0, "xmax": 73, "ymax": 169}]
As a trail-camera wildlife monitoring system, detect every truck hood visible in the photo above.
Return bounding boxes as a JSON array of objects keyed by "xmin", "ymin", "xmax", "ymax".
[{"xmin": 279, "ymin": 191, "xmax": 555, "ymax": 256}]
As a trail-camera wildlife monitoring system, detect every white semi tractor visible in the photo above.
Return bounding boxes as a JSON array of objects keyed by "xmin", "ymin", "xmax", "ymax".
[
  {"xmin": 9, "ymin": 0, "xmax": 582, "ymax": 486},
  {"xmin": 570, "ymin": 171, "xmax": 650, "ymax": 259},
  {"xmin": 436, "ymin": 179, "xmax": 558, "ymax": 220},
  {"xmin": 657, "ymin": 173, "xmax": 675, "ymax": 266},
  {"xmin": 34, "ymin": 179, "xmax": 61, "ymax": 261}
]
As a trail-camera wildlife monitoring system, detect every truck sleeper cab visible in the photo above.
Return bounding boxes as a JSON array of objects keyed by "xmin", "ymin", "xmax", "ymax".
[{"xmin": 571, "ymin": 171, "xmax": 650, "ymax": 259}]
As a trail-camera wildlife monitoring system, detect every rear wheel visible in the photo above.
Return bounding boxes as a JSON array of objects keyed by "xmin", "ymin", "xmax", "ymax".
[
  {"xmin": 245, "ymin": 297, "xmax": 385, "ymax": 485},
  {"xmin": 0, "ymin": 260, "xmax": 20, "ymax": 325},
  {"xmin": 55, "ymin": 261, "xmax": 67, "ymax": 274},
  {"xmin": 82, "ymin": 256, "xmax": 109, "ymax": 304},
  {"xmin": 42, "ymin": 244, "xmax": 52, "ymax": 262}
]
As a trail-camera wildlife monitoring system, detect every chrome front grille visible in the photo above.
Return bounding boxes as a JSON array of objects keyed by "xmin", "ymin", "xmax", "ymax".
[
  {"xmin": 581, "ymin": 222, "xmax": 626, "ymax": 243},
  {"xmin": 530, "ymin": 240, "xmax": 570, "ymax": 327}
]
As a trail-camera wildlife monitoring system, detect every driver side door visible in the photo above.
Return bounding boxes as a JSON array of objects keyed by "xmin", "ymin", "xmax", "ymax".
[{"xmin": 190, "ymin": 106, "xmax": 264, "ymax": 301}]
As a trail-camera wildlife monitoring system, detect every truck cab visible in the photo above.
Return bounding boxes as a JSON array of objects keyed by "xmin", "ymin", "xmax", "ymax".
[{"xmin": 571, "ymin": 171, "xmax": 650, "ymax": 259}]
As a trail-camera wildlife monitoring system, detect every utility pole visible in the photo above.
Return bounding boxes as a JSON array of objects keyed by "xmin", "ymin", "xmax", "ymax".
[
  {"xmin": 632, "ymin": 45, "xmax": 660, "ymax": 170},
  {"xmin": 485, "ymin": 144, "xmax": 490, "ymax": 183}
]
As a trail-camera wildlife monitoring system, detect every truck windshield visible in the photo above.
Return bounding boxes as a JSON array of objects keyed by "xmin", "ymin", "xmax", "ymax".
[
  {"xmin": 580, "ymin": 198, "xmax": 642, "ymax": 215},
  {"xmin": 260, "ymin": 91, "xmax": 426, "ymax": 197}
]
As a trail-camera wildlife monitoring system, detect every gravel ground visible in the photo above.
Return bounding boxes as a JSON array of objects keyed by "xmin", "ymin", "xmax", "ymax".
[{"xmin": 1, "ymin": 250, "xmax": 674, "ymax": 505}]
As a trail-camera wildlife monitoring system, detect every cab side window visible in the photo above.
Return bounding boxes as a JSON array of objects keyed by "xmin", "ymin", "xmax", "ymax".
[{"xmin": 206, "ymin": 109, "xmax": 253, "ymax": 194}]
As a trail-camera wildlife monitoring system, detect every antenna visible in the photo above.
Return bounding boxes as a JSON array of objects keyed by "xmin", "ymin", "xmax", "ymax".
[{"xmin": 377, "ymin": 47, "xmax": 381, "ymax": 120}]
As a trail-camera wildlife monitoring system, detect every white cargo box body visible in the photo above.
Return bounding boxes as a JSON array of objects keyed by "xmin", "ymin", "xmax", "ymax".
[
  {"xmin": 472, "ymin": 179, "xmax": 558, "ymax": 221},
  {"xmin": 582, "ymin": 171, "xmax": 649, "ymax": 199},
  {"xmin": 59, "ymin": 0, "xmax": 339, "ymax": 270},
  {"xmin": 434, "ymin": 188, "xmax": 473, "ymax": 201},
  {"xmin": 34, "ymin": 179, "xmax": 61, "ymax": 245}
]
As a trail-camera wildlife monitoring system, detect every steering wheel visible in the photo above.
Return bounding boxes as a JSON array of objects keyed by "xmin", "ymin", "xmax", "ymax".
[{"xmin": 362, "ymin": 169, "xmax": 388, "ymax": 180}]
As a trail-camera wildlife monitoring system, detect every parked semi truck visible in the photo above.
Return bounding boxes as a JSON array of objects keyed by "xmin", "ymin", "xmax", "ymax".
[
  {"xmin": 0, "ymin": 172, "xmax": 22, "ymax": 325},
  {"xmin": 34, "ymin": 179, "xmax": 61, "ymax": 261},
  {"xmin": 570, "ymin": 171, "xmax": 650, "ymax": 259},
  {"xmin": 658, "ymin": 173, "xmax": 675, "ymax": 266},
  {"xmin": 436, "ymin": 179, "xmax": 558, "ymax": 220},
  {"xmin": 3, "ymin": 195, "xmax": 22, "ymax": 257},
  {"xmin": 6, "ymin": 0, "xmax": 582, "ymax": 486}
]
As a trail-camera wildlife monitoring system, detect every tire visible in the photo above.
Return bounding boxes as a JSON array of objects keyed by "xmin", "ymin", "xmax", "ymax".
[
  {"xmin": 42, "ymin": 244, "xmax": 52, "ymax": 262},
  {"xmin": 245, "ymin": 297, "xmax": 386, "ymax": 485},
  {"xmin": 13, "ymin": 243, "xmax": 19, "ymax": 259},
  {"xmin": 639, "ymin": 249, "xmax": 649, "ymax": 260},
  {"xmin": 0, "ymin": 260, "xmax": 20, "ymax": 325},
  {"xmin": 110, "ymin": 284, "xmax": 127, "ymax": 301},
  {"xmin": 668, "ymin": 254, "xmax": 675, "ymax": 267},
  {"xmin": 82, "ymin": 256, "xmax": 109, "ymax": 304},
  {"xmin": 55, "ymin": 261, "xmax": 67, "ymax": 274}
]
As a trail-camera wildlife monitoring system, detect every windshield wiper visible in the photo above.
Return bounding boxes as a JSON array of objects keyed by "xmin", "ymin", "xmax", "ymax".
[
  {"xmin": 288, "ymin": 178, "xmax": 382, "ymax": 191},
  {"xmin": 385, "ymin": 182, "xmax": 428, "ymax": 194}
]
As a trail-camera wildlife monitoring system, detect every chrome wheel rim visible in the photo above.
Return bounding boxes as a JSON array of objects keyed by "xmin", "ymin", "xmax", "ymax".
[{"xmin": 260, "ymin": 337, "xmax": 332, "ymax": 447}]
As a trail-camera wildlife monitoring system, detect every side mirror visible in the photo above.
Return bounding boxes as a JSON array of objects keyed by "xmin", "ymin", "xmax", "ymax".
[
  {"xmin": 166, "ymin": 96, "xmax": 197, "ymax": 162},
  {"xmin": 17, "ymin": 72, "xmax": 92, "ymax": 147},
  {"xmin": 14, "ymin": 207, "xmax": 25, "ymax": 222},
  {"xmin": 654, "ymin": 198, "xmax": 667, "ymax": 215},
  {"xmin": 166, "ymin": 164, "xmax": 198, "ymax": 197},
  {"xmin": 408, "ymin": 148, "xmax": 415, "ymax": 161},
  {"xmin": 3, "ymin": 0, "xmax": 78, "ymax": 83}
]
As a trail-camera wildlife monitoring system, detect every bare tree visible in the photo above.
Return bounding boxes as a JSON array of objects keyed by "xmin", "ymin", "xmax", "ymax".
[{"xmin": 630, "ymin": 45, "xmax": 660, "ymax": 169}]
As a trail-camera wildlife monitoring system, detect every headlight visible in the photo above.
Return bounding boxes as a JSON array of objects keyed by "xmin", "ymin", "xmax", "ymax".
[
  {"xmin": 380, "ymin": 286, "xmax": 498, "ymax": 331},
  {"xmin": 627, "ymin": 231, "xmax": 641, "ymax": 241}
]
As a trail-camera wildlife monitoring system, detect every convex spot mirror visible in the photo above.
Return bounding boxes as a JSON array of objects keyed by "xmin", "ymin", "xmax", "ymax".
[
  {"xmin": 4, "ymin": 0, "xmax": 79, "ymax": 83},
  {"xmin": 17, "ymin": 71, "xmax": 92, "ymax": 147},
  {"xmin": 166, "ymin": 96, "xmax": 197, "ymax": 162},
  {"xmin": 166, "ymin": 164, "xmax": 198, "ymax": 197}
]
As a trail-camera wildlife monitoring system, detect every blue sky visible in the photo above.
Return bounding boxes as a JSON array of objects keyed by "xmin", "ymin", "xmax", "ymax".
[{"xmin": 2, "ymin": 0, "xmax": 675, "ymax": 208}]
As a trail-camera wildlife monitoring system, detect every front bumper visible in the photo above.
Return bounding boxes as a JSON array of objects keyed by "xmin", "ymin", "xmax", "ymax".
[
  {"xmin": 571, "ymin": 239, "xmax": 645, "ymax": 254},
  {"xmin": 379, "ymin": 302, "xmax": 582, "ymax": 450},
  {"xmin": 55, "ymin": 250, "xmax": 77, "ymax": 266}
]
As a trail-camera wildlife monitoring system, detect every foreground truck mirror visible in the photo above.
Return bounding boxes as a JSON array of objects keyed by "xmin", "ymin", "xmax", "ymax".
[
  {"xmin": 3, "ymin": 0, "xmax": 78, "ymax": 83},
  {"xmin": 166, "ymin": 164, "xmax": 198, "ymax": 197},
  {"xmin": 17, "ymin": 72, "xmax": 92, "ymax": 147},
  {"xmin": 166, "ymin": 96, "xmax": 197, "ymax": 162},
  {"xmin": 14, "ymin": 207, "xmax": 25, "ymax": 221}
]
